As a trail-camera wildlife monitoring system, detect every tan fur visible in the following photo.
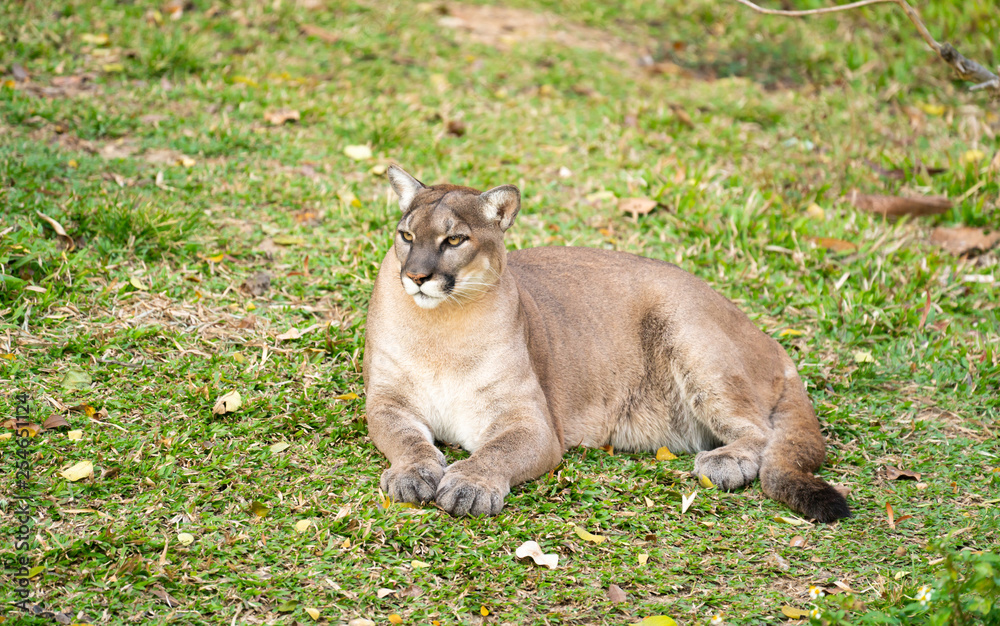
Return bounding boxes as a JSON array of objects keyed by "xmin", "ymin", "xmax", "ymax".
[{"xmin": 363, "ymin": 165, "xmax": 850, "ymax": 521}]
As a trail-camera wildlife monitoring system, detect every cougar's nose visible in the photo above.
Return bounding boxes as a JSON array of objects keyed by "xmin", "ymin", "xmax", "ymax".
[{"xmin": 406, "ymin": 271, "xmax": 431, "ymax": 286}]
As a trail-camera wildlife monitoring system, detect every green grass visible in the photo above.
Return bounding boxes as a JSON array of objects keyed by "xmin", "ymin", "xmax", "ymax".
[{"xmin": 1, "ymin": 0, "xmax": 998, "ymax": 624}]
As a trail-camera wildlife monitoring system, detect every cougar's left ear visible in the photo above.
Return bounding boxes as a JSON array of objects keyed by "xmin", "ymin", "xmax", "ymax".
[
  {"xmin": 387, "ymin": 164, "xmax": 427, "ymax": 213},
  {"xmin": 478, "ymin": 185, "xmax": 521, "ymax": 231}
]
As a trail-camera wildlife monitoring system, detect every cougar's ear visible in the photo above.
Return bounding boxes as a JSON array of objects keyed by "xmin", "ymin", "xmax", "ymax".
[
  {"xmin": 478, "ymin": 185, "xmax": 521, "ymax": 231},
  {"xmin": 387, "ymin": 164, "xmax": 426, "ymax": 213}
]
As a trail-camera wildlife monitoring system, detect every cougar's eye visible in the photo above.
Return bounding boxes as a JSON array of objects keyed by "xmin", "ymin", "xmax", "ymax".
[
  {"xmin": 446, "ymin": 235, "xmax": 466, "ymax": 246},
  {"xmin": 400, "ymin": 231, "xmax": 413, "ymax": 242}
]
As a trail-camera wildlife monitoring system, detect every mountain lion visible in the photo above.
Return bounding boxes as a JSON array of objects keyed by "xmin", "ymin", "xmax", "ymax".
[{"xmin": 363, "ymin": 165, "xmax": 851, "ymax": 522}]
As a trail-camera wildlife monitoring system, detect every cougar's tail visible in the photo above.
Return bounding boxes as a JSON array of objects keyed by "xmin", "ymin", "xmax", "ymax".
[{"xmin": 759, "ymin": 368, "xmax": 851, "ymax": 523}]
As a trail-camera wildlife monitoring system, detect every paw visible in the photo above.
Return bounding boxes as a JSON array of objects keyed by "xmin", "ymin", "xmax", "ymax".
[
  {"xmin": 380, "ymin": 453, "xmax": 447, "ymax": 505},
  {"xmin": 435, "ymin": 462, "xmax": 510, "ymax": 517},
  {"xmin": 693, "ymin": 447, "xmax": 760, "ymax": 491}
]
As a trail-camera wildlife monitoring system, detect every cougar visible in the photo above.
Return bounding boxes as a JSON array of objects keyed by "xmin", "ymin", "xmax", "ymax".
[{"xmin": 362, "ymin": 165, "xmax": 850, "ymax": 522}]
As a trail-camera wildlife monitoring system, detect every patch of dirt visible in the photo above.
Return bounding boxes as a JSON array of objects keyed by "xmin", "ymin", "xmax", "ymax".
[{"xmin": 438, "ymin": 3, "xmax": 649, "ymax": 67}]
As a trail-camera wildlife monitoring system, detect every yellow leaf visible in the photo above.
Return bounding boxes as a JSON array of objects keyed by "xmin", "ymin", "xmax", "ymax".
[
  {"xmin": 305, "ymin": 608, "xmax": 320, "ymax": 621},
  {"xmin": 805, "ymin": 203, "xmax": 825, "ymax": 221},
  {"xmin": 177, "ymin": 155, "xmax": 196, "ymax": 167},
  {"xmin": 61, "ymin": 460, "xmax": 94, "ymax": 482},
  {"xmin": 246, "ymin": 303, "xmax": 257, "ymax": 311},
  {"xmin": 177, "ymin": 532, "xmax": 195, "ymax": 545},
  {"xmin": 233, "ymin": 352, "xmax": 245, "ymax": 364},
  {"xmin": 231, "ymin": 75, "xmax": 259, "ymax": 87},
  {"xmin": 961, "ymin": 149, "xmax": 986, "ymax": 164},
  {"xmin": 773, "ymin": 515, "xmax": 806, "ymax": 526},
  {"xmin": 480, "ymin": 606, "xmax": 490, "ymax": 616},
  {"xmin": 341, "ymin": 538, "xmax": 351, "ymax": 549},
  {"xmin": 781, "ymin": 606, "xmax": 811, "ymax": 619},
  {"xmin": 344, "ymin": 145, "xmax": 373, "ymax": 160},
  {"xmin": 388, "ymin": 615, "xmax": 403, "ymax": 625},
  {"xmin": 129, "ymin": 275, "xmax": 146, "ymax": 290},
  {"xmin": 411, "ymin": 560, "xmax": 430, "ymax": 568},
  {"xmin": 573, "ymin": 525, "xmax": 606, "ymax": 544},
  {"xmin": 852, "ymin": 350, "xmax": 876, "ymax": 364},
  {"xmin": 644, "ymin": 496, "xmax": 654, "ymax": 507},
  {"xmin": 698, "ymin": 474, "xmax": 716, "ymax": 489},
  {"xmin": 655, "ymin": 446, "xmax": 677, "ymax": 461},
  {"xmin": 272, "ymin": 234, "xmax": 306, "ymax": 246},
  {"xmin": 212, "ymin": 390, "xmax": 242, "ymax": 415},
  {"xmin": 102, "ymin": 63, "xmax": 124, "ymax": 73},
  {"xmin": 638, "ymin": 553, "xmax": 649, "ymax": 565},
  {"xmin": 68, "ymin": 159, "xmax": 78, "ymax": 169},
  {"xmin": 207, "ymin": 253, "xmax": 225, "ymax": 263},
  {"xmin": 0, "ymin": 353, "xmax": 14, "ymax": 360},
  {"xmin": 250, "ymin": 501, "xmax": 269, "ymax": 518},
  {"xmin": 81, "ymin": 33, "xmax": 110, "ymax": 46},
  {"xmin": 270, "ymin": 441, "xmax": 290, "ymax": 453},
  {"xmin": 295, "ymin": 519, "xmax": 311, "ymax": 533},
  {"xmin": 334, "ymin": 392, "xmax": 359, "ymax": 401},
  {"xmin": 0, "ymin": 433, "xmax": 12, "ymax": 441},
  {"xmin": 917, "ymin": 102, "xmax": 945, "ymax": 116},
  {"xmin": 779, "ymin": 329, "xmax": 804, "ymax": 337},
  {"xmin": 638, "ymin": 617, "xmax": 678, "ymax": 626}
]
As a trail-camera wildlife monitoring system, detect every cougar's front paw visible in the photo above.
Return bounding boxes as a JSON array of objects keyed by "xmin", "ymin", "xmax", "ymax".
[
  {"xmin": 435, "ymin": 462, "xmax": 510, "ymax": 517},
  {"xmin": 694, "ymin": 446, "xmax": 760, "ymax": 491},
  {"xmin": 380, "ymin": 454, "xmax": 446, "ymax": 505}
]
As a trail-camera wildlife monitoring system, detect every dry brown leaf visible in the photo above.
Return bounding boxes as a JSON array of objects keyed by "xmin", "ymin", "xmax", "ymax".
[
  {"xmin": 241, "ymin": 271, "xmax": 272, "ymax": 297},
  {"xmin": 885, "ymin": 466, "xmax": 921, "ymax": 481},
  {"xmin": 607, "ymin": 584, "xmax": 627, "ymax": 603},
  {"xmin": 789, "ymin": 535, "xmax": 807, "ymax": 548},
  {"xmin": 264, "ymin": 108, "xmax": 301, "ymax": 125},
  {"xmin": 929, "ymin": 226, "xmax": 1000, "ymax": 256},
  {"xmin": 149, "ymin": 587, "xmax": 182, "ymax": 607},
  {"xmin": 300, "ymin": 24, "xmax": 340, "ymax": 43},
  {"xmin": 886, "ymin": 502, "xmax": 895, "ymax": 529},
  {"xmin": 42, "ymin": 414, "xmax": 70, "ymax": 430},
  {"xmin": 810, "ymin": 237, "xmax": 857, "ymax": 253},
  {"xmin": 619, "ymin": 197, "xmax": 658, "ymax": 219},
  {"xmin": 848, "ymin": 190, "xmax": 952, "ymax": 217},
  {"xmin": 446, "ymin": 119, "xmax": 467, "ymax": 137},
  {"xmin": 34, "ymin": 211, "xmax": 75, "ymax": 251}
]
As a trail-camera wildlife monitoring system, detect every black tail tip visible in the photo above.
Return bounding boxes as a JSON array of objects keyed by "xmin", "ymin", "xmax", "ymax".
[{"xmin": 807, "ymin": 487, "xmax": 852, "ymax": 523}]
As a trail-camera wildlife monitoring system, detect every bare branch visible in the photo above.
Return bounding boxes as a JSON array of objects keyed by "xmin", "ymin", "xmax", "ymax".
[{"xmin": 733, "ymin": 0, "xmax": 1000, "ymax": 100}]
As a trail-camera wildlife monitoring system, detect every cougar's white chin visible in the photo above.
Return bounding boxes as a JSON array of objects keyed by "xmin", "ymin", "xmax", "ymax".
[{"xmin": 412, "ymin": 292, "xmax": 445, "ymax": 309}]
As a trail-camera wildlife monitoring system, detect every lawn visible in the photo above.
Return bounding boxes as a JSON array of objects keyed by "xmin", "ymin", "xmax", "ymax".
[{"xmin": 1, "ymin": 0, "xmax": 998, "ymax": 625}]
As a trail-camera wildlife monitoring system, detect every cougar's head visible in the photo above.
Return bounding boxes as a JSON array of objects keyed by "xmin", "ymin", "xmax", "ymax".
[{"xmin": 387, "ymin": 164, "xmax": 520, "ymax": 310}]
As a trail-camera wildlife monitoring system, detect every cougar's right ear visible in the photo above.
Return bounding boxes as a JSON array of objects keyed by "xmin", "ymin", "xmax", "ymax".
[{"xmin": 387, "ymin": 164, "xmax": 427, "ymax": 213}]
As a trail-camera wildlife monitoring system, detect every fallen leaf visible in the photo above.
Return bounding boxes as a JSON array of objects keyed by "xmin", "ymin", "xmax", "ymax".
[
  {"xmin": 295, "ymin": 519, "xmax": 312, "ymax": 533},
  {"xmin": 67, "ymin": 430, "xmax": 83, "ymax": 440},
  {"xmin": 789, "ymin": 535, "xmax": 807, "ymax": 548},
  {"xmin": 34, "ymin": 211, "xmax": 74, "ymax": 250},
  {"xmin": 644, "ymin": 496, "xmax": 654, "ymax": 507},
  {"xmin": 272, "ymin": 234, "xmax": 306, "ymax": 246},
  {"xmin": 638, "ymin": 617, "xmax": 678, "ymax": 626},
  {"xmin": 514, "ymin": 540, "xmax": 559, "ymax": 569},
  {"xmin": 655, "ymin": 446, "xmax": 677, "ymax": 461},
  {"xmin": 61, "ymin": 368, "xmax": 92, "ymax": 392},
  {"xmin": 961, "ymin": 149, "xmax": 985, "ymax": 164},
  {"xmin": 250, "ymin": 500, "xmax": 269, "ymax": 518},
  {"xmin": 276, "ymin": 600, "xmax": 298, "ymax": 613},
  {"xmin": 810, "ymin": 236, "xmax": 857, "ymax": 253},
  {"xmin": 377, "ymin": 588, "xmax": 396, "ymax": 599},
  {"xmin": 698, "ymin": 474, "xmax": 716, "ymax": 489},
  {"xmin": 300, "ymin": 24, "xmax": 340, "ymax": 43},
  {"xmin": 212, "ymin": 390, "xmax": 242, "ymax": 415},
  {"xmin": 608, "ymin": 584, "xmax": 627, "ymax": 602},
  {"xmin": 773, "ymin": 515, "xmax": 806, "ymax": 526},
  {"xmin": 480, "ymin": 606, "xmax": 490, "ymax": 616},
  {"xmin": 619, "ymin": 197, "xmax": 657, "ymax": 219},
  {"xmin": 264, "ymin": 108, "xmax": 301, "ymax": 125},
  {"xmin": 929, "ymin": 226, "xmax": 1000, "ymax": 256},
  {"xmin": 638, "ymin": 553, "xmax": 649, "ymax": 565},
  {"xmin": 61, "ymin": 460, "xmax": 94, "ymax": 482},
  {"xmin": 852, "ymin": 350, "xmax": 876, "ymax": 364},
  {"xmin": 42, "ymin": 414, "xmax": 70, "ymax": 430},
  {"xmin": 399, "ymin": 584, "xmax": 424, "ymax": 598},
  {"xmin": 305, "ymin": 607, "xmax": 321, "ymax": 621},
  {"xmin": 805, "ymin": 203, "xmax": 825, "ymax": 220},
  {"xmin": 270, "ymin": 441, "xmax": 290, "ymax": 453},
  {"xmin": 848, "ymin": 190, "xmax": 952, "ymax": 217},
  {"xmin": 69, "ymin": 404, "xmax": 97, "ymax": 418},
  {"xmin": 411, "ymin": 560, "xmax": 430, "ymax": 569},
  {"xmin": 177, "ymin": 155, "xmax": 195, "ymax": 167},
  {"xmin": 334, "ymin": 392, "xmax": 359, "ymax": 401},
  {"xmin": 241, "ymin": 271, "xmax": 272, "ymax": 297},
  {"xmin": 344, "ymin": 145, "xmax": 373, "ymax": 160},
  {"xmin": 780, "ymin": 606, "xmax": 810, "ymax": 619},
  {"xmin": 81, "ymin": 33, "xmax": 110, "ymax": 46},
  {"xmin": 573, "ymin": 525, "xmax": 606, "ymax": 544},
  {"xmin": 769, "ymin": 553, "xmax": 790, "ymax": 571},
  {"xmin": 886, "ymin": 502, "xmax": 895, "ymax": 529},
  {"xmin": 276, "ymin": 327, "xmax": 303, "ymax": 341},
  {"xmin": 600, "ymin": 444, "xmax": 614, "ymax": 455},
  {"xmin": 387, "ymin": 614, "xmax": 402, "ymax": 624},
  {"xmin": 779, "ymin": 329, "xmax": 804, "ymax": 337},
  {"xmin": 149, "ymin": 588, "xmax": 182, "ymax": 607},
  {"xmin": 681, "ymin": 491, "xmax": 696, "ymax": 514},
  {"xmin": 885, "ymin": 466, "xmax": 921, "ymax": 481},
  {"xmin": 177, "ymin": 532, "xmax": 194, "ymax": 546},
  {"xmin": 447, "ymin": 119, "xmax": 467, "ymax": 137}
]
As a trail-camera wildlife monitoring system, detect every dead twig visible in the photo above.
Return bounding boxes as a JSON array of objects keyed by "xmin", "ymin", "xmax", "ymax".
[{"xmin": 733, "ymin": 0, "xmax": 1000, "ymax": 100}]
